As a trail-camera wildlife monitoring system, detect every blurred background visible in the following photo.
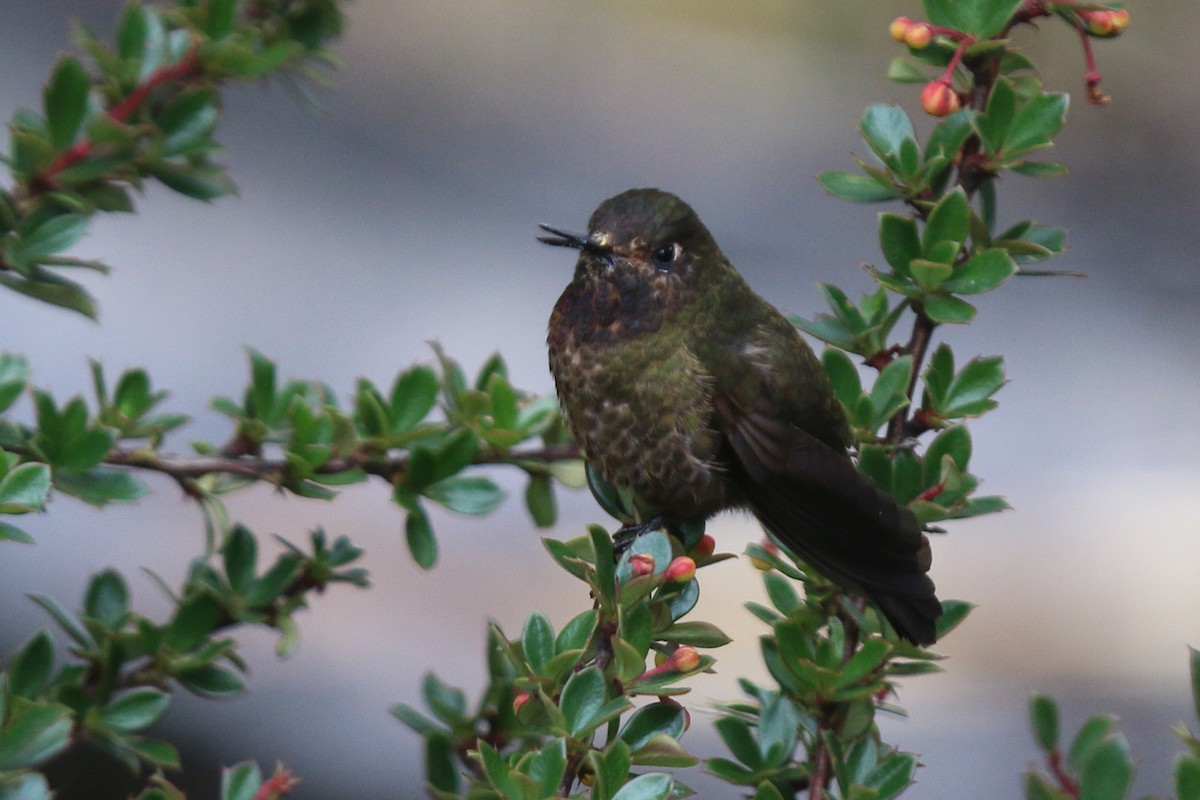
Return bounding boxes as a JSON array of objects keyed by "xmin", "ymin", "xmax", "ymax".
[{"xmin": 1, "ymin": 1, "xmax": 1198, "ymax": 797}]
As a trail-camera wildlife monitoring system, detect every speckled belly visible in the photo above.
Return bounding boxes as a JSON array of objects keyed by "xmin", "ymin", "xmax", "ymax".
[{"xmin": 549, "ymin": 339, "xmax": 732, "ymax": 521}]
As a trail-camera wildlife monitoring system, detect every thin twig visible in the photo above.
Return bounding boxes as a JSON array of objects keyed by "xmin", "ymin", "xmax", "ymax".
[{"xmin": 102, "ymin": 441, "xmax": 580, "ymax": 490}]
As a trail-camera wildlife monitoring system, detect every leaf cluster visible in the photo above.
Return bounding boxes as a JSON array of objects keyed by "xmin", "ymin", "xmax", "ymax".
[
  {"xmin": 0, "ymin": 348, "xmax": 581, "ymax": 565},
  {"xmin": 0, "ymin": 526, "xmax": 365, "ymax": 799},
  {"xmin": 0, "ymin": 0, "xmax": 346, "ymax": 318},
  {"xmin": 393, "ymin": 527, "xmax": 735, "ymax": 798}
]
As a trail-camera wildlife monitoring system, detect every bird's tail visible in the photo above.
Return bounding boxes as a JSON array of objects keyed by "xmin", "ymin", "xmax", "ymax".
[{"xmin": 724, "ymin": 410, "xmax": 942, "ymax": 645}]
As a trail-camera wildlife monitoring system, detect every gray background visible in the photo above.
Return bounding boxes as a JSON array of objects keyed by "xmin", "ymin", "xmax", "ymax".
[{"xmin": 2, "ymin": 1, "xmax": 1198, "ymax": 797}]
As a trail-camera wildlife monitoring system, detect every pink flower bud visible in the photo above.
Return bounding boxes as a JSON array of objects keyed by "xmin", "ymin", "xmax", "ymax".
[
  {"xmin": 1078, "ymin": 8, "xmax": 1129, "ymax": 37},
  {"xmin": 628, "ymin": 552, "xmax": 656, "ymax": 578},
  {"xmin": 904, "ymin": 23, "xmax": 934, "ymax": 49},
  {"xmin": 690, "ymin": 534, "xmax": 716, "ymax": 561},
  {"xmin": 671, "ymin": 646, "xmax": 701, "ymax": 672},
  {"xmin": 889, "ymin": 16, "xmax": 914, "ymax": 42},
  {"xmin": 920, "ymin": 79, "xmax": 961, "ymax": 117},
  {"xmin": 512, "ymin": 692, "xmax": 531, "ymax": 713},
  {"xmin": 663, "ymin": 556, "xmax": 696, "ymax": 583}
]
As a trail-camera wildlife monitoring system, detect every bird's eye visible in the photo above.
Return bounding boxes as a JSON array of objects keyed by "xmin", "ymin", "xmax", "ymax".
[{"xmin": 651, "ymin": 242, "xmax": 681, "ymax": 270}]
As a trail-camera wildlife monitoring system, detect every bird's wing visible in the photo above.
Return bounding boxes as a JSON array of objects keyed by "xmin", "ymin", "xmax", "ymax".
[{"xmin": 713, "ymin": 393, "xmax": 941, "ymax": 644}]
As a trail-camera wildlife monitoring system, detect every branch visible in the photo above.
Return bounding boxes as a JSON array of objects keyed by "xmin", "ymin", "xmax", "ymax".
[
  {"xmin": 102, "ymin": 441, "xmax": 581, "ymax": 493},
  {"xmin": 30, "ymin": 44, "xmax": 204, "ymax": 195}
]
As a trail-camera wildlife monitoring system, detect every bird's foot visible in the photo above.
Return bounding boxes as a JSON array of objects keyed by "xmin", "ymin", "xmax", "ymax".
[{"xmin": 612, "ymin": 516, "xmax": 667, "ymax": 558}]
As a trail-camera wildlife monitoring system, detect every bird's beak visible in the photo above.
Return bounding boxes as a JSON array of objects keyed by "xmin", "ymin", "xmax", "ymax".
[{"xmin": 537, "ymin": 224, "xmax": 610, "ymax": 256}]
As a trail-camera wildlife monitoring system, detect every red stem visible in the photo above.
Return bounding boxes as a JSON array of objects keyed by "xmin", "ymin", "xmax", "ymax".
[
  {"xmin": 1077, "ymin": 27, "xmax": 1110, "ymax": 105},
  {"xmin": 36, "ymin": 45, "xmax": 203, "ymax": 187}
]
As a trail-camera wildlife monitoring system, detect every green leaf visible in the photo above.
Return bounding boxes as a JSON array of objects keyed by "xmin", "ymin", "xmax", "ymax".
[
  {"xmin": 127, "ymin": 737, "xmax": 180, "ymax": 769},
  {"xmin": 923, "ymin": 294, "xmax": 976, "ymax": 324},
  {"xmin": 557, "ymin": 609, "xmax": 598, "ymax": 653},
  {"xmin": 821, "ymin": 347, "xmax": 863, "ymax": 408},
  {"xmin": 944, "ymin": 356, "xmax": 1006, "ymax": 417},
  {"xmin": 220, "ymin": 761, "xmax": 262, "ymax": 800},
  {"xmin": 1025, "ymin": 771, "xmax": 1074, "ymax": 800},
  {"xmin": 754, "ymin": 782, "xmax": 787, "ymax": 800},
  {"xmin": 1178, "ymin": 756, "xmax": 1200, "ymax": 800},
  {"xmin": 887, "ymin": 57, "xmax": 927, "ymax": 84},
  {"xmin": 1030, "ymin": 694, "xmax": 1060, "ymax": 752},
  {"xmin": 611, "ymin": 772, "xmax": 673, "ymax": 800},
  {"xmin": 0, "ymin": 522, "xmax": 35, "ymax": 543},
  {"xmin": 0, "ymin": 354, "xmax": 30, "ymax": 413},
  {"xmin": 879, "ymin": 213, "xmax": 921, "ymax": 278},
  {"xmin": 0, "ymin": 463, "xmax": 51, "ymax": 514},
  {"xmin": 424, "ymin": 474, "xmax": 504, "ymax": 515},
  {"xmin": 1078, "ymin": 735, "xmax": 1134, "ymax": 800},
  {"xmin": 222, "ymin": 525, "xmax": 258, "ymax": 594},
  {"xmin": 404, "ymin": 505, "xmax": 437, "ymax": 569},
  {"xmin": 628, "ymin": 733, "xmax": 697, "ymax": 768},
  {"xmin": 969, "ymin": 0, "xmax": 1026, "ymax": 38},
  {"xmin": 176, "ymin": 663, "xmax": 244, "ymax": 696},
  {"xmin": 29, "ymin": 593, "xmax": 94, "ymax": 648},
  {"xmin": 871, "ymin": 355, "xmax": 912, "ymax": 427},
  {"xmin": 923, "ymin": 426, "xmax": 970, "ymax": 483},
  {"xmin": 207, "ymin": 0, "xmax": 237, "ymax": 38},
  {"xmin": 620, "ymin": 703, "xmax": 687, "ymax": 753},
  {"xmin": 420, "ymin": 672, "xmax": 467, "ymax": 726},
  {"xmin": 44, "ymin": 56, "xmax": 91, "ymax": 151},
  {"xmin": 714, "ymin": 716, "xmax": 762, "ymax": 771},
  {"xmin": 1067, "ymin": 716, "xmax": 1117, "ymax": 774},
  {"xmin": 561, "ymin": 666, "xmax": 631, "ymax": 738},
  {"xmin": 865, "ymin": 751, "xmax": 917, "ymax": 799},
  {"xmin": 389, "ymin": 365, "xmax": 439, "ymax": 433},
  {"xmin": 658, "ymin": 621, "xmax": 731, "ymax": 648},
  {"xmin": 524, "ymin": 474, "xmax": 556, "ymax": 528},
  {"xmin": 935, "ymin": 599, "xmax": 974, "ymax": 638},
  {"xmin": 522, "ymin": 611, "xmax": 556, "ymax": 675},
  {"xmin": 14, "ymin": 214, "xmax": 90, "ymax": 266},
  {"xmin": 159, "ymin": 90, "xmax": 218, "ymax": 157},
  {"xmin": 1005, "ymin": 93, "xmax": 1069, "ymax": 159},
  {"xmin": 1011, "ymin": 160, "xmax": 1068, "ymax": 178},
  {"xmin": 425, "ymin": 731, "xmax": 458, "ymax": 794},
  {"xmin": 0, "ymin": 772, "xmax": 54, "ymax": 800},
  {"xmin": 167, "ymin": 592, "xmax": 222, "ymax": 651},
  {"xmin": 818, "ymin": 171, "xmax": 903, "ymax": 203},
  {"xmin": 0, "ymin": 701, "xmax": 73, "ymax": 771},
  {"xmin": 923, "ymin": 188, "xmax": 970, "ymax": 254},
  {"xmin": 0, "ymin": 271, "xmax": 97, "ymax": 319},
  {"xmin": 1191, "ymin": 646, "xmax": 1200, "ymax": 726},
  {"xmin": 860, "ymin": 104, "xmax": 916, "ymax": 171},
  {"xmin": 942, "ymin": 249, "xmax": 1016, "ymax": 295},
  {"xmin": 100, "ymin": 688, "xmax": 170, "ymax": 733},
  {"xmin": 56, "ymin": 468, "xmax": 149, "ymax": 507},
  {"xmin": 922, "ymin": 0, "xmax": 961, "ymax": 28},
  {"xmin": 527, "ymin": 738, "xmax": 567, "ymax": 798},
  {"xmin": 149, "ymin": 161, "xmax": 237, "ymax": 201},
  {"xmin": 757, "ymin": 693, "xmax": 799, "ymax": 768},
  {"xmin": 84, "ymin": 569, "xmax": 129, "ymax": 627},
  {"xmin": 8, "ymin": 632, "xmax": 54, "ymax": 698},
  {"xmin": 975, "ymin": 78, "xmax": 1015, "ymax": 157}
]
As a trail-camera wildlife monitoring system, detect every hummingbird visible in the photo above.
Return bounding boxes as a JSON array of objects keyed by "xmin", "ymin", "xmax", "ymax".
[{"xmin": 541, "ymin": 188, "xmax": 940, "ymax": 645}]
